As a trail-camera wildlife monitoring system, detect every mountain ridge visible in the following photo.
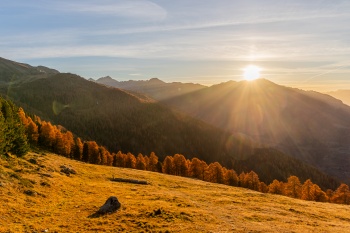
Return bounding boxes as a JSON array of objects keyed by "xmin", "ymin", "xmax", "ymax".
[
  {"xmin": 0, "ymin": 57, "xmax": 343, "ymax": 189},
  {"xmin": 327, "ymin": 89, "xmax": 350, "ymax": 106},
  {"xmin": 95, "ymin": 76, "xmax": 206, "ymax": 100},
  {"xmin": 163, "ymin": 78, "xmax": 350, "ymax": 183}
]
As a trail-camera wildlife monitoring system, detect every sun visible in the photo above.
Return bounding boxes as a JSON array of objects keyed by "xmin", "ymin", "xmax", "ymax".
[{"xmin": 243, "ymin": 65, "xmax": 261, "ymax": 81}]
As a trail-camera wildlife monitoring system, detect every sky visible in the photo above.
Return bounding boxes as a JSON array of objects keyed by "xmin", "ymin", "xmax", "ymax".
[{"xmin": 1, "ymin": 0, "xmax": 350, "ymax": 91}]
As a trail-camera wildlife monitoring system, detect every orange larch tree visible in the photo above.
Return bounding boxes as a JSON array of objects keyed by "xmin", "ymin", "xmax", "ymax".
[
  {"xmin": 148, "ymin": 152, "xmax": 159, "ymax": 172},
  {"xmin": 301, "ymin": 179, "xmax": 315, "ymax": 201},
  {"xmin": 331, "ymin": 183, "xmax": 350, "ymax": 204},
  {"xmin": 136, "ymin": 153, "xmax": 147, "ymax": 170},
  {"xmin": 39, "ymin": 121, "xmax": 56, "ymax": 149},
  {"xmin": 114, "ymin": 151, "xmax": 126, "ymax": 167},
  {"xmin": 162, "ymin": 156, "xmax": 174, "ymax": 175},
  {"xmin": 125, "ymin": 152, "xmax": 136, "ymax": 168},
  {"xmin": 173, "ymin": 154, "xmax": 188, "ymax": 177},
  {"xmin": 284, "ymin": 176, "xmax": 302, "ymax": 198},
  {"xmin": 73, "ymin": 137, "xmax": 83, "ymax": 161},
  {"xmin": 206, "ymin": 162, "xmax": 225, "ymax": 184},
  {"xmin": 268, "ymin": 179, "xmax": 285, "ymax": 195}
]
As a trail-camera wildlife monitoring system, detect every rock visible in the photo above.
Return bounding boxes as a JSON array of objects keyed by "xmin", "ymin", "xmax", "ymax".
[
  {"xmin": 40, "ymin": 181, "xmax": 50, "ymax": 187},
  {"xmin": 60, "ymin": 165, "xmax": 77, "ymax": 175},
  {"xmin": 24, "ymin": 189, "xmax": 37, "ymax": 196},
  {"xmin": 29, "ymin": 158, "xmax": 37, "ymax": 164},
  {"xmin": 154, "ymin": 208, "xmax": 162, "ymax": 215},
  {"xmin": 97, "ymin": 196, "xmax": 121, "ymax": 215}
]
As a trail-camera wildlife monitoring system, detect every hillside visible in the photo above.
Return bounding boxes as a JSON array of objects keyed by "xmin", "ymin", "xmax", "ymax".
[
  {"xmin": 327, "ymin": 90, "xmax": 350, "ymax": 106},
  {"xmin": 0, "ymin": 58, "xmax": 341, "ymax": 189},
  {"xmin": 164, "ymin": 79, "xmax": 350, "ymax": 184},
  {"xmin": 2, "ymin": 73, "xmax": 255, "ymax": 164},
  {"xmin": 96, "ymin": 76, "xmax": 206, "ymax": 100},
  {"xmin": 0, "ymin": 57, "xmax": 58, "ymax": 85},
  {"xmin": 1, "ymin": 153, "xmax": 350, "ymax": 233}
]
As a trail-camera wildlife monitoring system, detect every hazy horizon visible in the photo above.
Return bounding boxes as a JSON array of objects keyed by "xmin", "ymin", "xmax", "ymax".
[{"xmin": 1, "ymin": 0, "xmax": 350, "ymax": 92}]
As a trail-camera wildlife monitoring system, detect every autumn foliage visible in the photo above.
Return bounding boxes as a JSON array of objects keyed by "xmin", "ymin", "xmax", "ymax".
[{"xmin": 14, "ymin": 106, "xmax": 350, "ymax": 206}]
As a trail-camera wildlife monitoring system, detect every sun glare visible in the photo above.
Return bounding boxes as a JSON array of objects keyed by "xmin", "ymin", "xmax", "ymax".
[{"xmin": 243, "ymin": 65, "xmax": 261, "ymax": 81}]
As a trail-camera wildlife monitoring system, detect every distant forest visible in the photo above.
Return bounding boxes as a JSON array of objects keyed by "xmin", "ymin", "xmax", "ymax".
[{"xmin": 1, "ymin": 96, "xmax": 349, "ymax": 205}]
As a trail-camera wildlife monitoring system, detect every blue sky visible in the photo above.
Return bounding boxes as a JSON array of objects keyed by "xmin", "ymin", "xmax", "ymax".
[{"xmin": 1, "ymin": 0, "xmax": 350, "ymax": 91}]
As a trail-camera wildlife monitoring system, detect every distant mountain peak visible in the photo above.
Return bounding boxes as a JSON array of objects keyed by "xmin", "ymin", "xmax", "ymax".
[
  {"xmin": 149, "ymin": 77, "xmax": 165, "ymax": 84},
  {"xmin": 98, "ymin": 76, "xmax": 114, "ymax": 81}
]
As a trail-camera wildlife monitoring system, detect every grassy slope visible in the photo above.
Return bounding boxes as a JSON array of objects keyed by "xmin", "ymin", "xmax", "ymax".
[{"xmin": 1, "ymin": 153, "xmax": 350, "ymax": 233}]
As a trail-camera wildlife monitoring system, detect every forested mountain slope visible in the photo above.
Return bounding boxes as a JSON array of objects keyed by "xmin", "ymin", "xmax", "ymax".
[
  {"xmin": 0, "ymin": 58, "xmax": 341, "ymax": 189},
  {"xmin": 0, "ymin": 57, "xmax": 58, "ymax": 84},
  {"xmin": 1, "ymin": 71, "xmax": 255, "ymax": 166},
  {"xmin": 164, "ymin": 79, "xmax": 350, "ymax": 183}
]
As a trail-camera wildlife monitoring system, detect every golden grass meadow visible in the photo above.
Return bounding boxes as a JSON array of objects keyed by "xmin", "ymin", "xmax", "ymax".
[{"xmin": 1, "ymin": 152, "xmax": 350, "ymax": 233}]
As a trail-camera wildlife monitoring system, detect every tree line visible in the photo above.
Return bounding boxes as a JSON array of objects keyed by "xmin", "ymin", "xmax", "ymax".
[{"xmin": 1, "ymin": 95, "xmax": 349, "ymax": 205}]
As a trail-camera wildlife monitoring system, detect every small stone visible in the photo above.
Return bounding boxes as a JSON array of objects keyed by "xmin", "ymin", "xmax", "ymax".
[
  {"xmin": 24, "ymin": 189, "xmax": 37, "ymax": 196},
  {"xmin": 97, "ymin": 196, "xmax": 121, "ymax": 215},
  {"xmin": 154, "ymin": 208, "xmax": 162, "ymax": 215},
  {"xmin": 29, "ymin": 158, "xmax": 37, "ymax": 164},
  {"xmin": 40, "ymin": 181, "xmax": 50, "ymax": 187},
  {"xmin": 60, "ymin": 165, "xmax": 77, "ymax": 175}
]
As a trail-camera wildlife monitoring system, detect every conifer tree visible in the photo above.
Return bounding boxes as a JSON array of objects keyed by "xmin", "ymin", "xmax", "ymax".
[
  {"xmin": 88, "ymin": 141, "xmax": 100, "ymax": 164},
  {"xmin": 54, "ymin": 127, "xmax": 65, "ymax": 155},
  {"xmin": 73, "ymin": 137, "xmax": 83, "ymax": 161},
  {"xmin": 144, "ymin": 155, "xmax": 150, "ymax": 170},
  {"xmin": 238, "ymin": 172, "xmax": 246, "ymax": 187},
  {"xmin": 0, "ymin": 98, "xmax": 29, "ymax": 156},
  {"xmin": 173, "ymin": 154, "xmax": 188, "ymax": 176},
  {"xmin": 206, "ymin": 162, "xmax": 225, "ymax": 184},
  {"xmin": 106, "ymin": 152, "xmax": 113, "ymax": 166},
  {"xmin": 64, "ymin": 131, "xmax": 74, "ymax": 158},
  {"xmin": 148, "ymin": 152, "xmax": 158, "ymax": 172},
  {"xmin": 285, "ymin": 176, "xmax": 302, "ymax": 198},
  {"xmin": 301, "ymin": 179, "xmax": 315, "ymax": 201},
  {"xmin": 259, "ymin": 182, "xmax": 269, "ymax": 193},
  {"xmin": 225, "ymin": 169, "xmax": 239, "ymax": 187},
  {"xmin": 98, "ymin": 146, "xmax": 109, "ymax": 165},
  {"xmin": 244, "ymin": 171, "xmax": 260, "ymax": 191},
  {"xmin": 268, "ymin": 179, "xmax": 284, "ymax": 195},
  {"xmin": 27, "ymin": 120, "xmax": 39, "ymax": 144},
  {"xmin": 115, "ymin": 151, "xmax": 126, "ymax": 167},
  {"xmin": 136, "ymin": 153, "xmax": 147, "ymax": 170},
  {"xmin": 125, "ymin": 152, "xmax": 136, "ymax": 168},
  {"xmin": 312, "ymin": 184, "xmax": 328, "ymax": 202},
  {"xmin": 331, "ymin": 183, "xmax": 350, "ymax": 204},
  {"xmin": 39, "ymin": 121, "xmax": 56, "ymax": 149},
  {"xmin": 189, "ymin": 157, "xmax": 207, "ymax": 180},
  {"xmin": 162, "ymin": 156, "xmax": 174, "ymax": 174}
]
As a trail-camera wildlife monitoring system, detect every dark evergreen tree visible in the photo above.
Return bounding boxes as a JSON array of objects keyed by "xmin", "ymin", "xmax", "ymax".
[{"xmin": 0, "ymin": 97, "xmax": 29, "ymax": 156}]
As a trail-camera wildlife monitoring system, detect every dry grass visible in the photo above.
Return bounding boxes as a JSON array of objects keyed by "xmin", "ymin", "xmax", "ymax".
[{"xmin": 1, "ymin": 152, "xmax": 350, "ymax": 233}]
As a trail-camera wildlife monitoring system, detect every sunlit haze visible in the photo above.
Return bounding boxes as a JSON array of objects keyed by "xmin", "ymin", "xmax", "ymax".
[
  {"xmin": 1, "ymin": 0, "xmax": 350, "ymax": 91},
  {"xmin": 243, "ymin": 65, "xmax": 261, "ymax": 81}
]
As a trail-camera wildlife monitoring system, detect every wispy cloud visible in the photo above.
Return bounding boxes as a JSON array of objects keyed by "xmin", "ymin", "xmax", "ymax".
[
  {"xmin": 58, "ymin": 0, "xmax": 167, "ymax": 21},
  {"xmin": 1, "ymin": 0, "xmax": 350, "ymax": 91}
]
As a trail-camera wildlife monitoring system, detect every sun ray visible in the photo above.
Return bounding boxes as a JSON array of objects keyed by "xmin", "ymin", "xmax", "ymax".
[{"xmin": 243, "ymin": 65, "xmax": 261, "ymax": 81}]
